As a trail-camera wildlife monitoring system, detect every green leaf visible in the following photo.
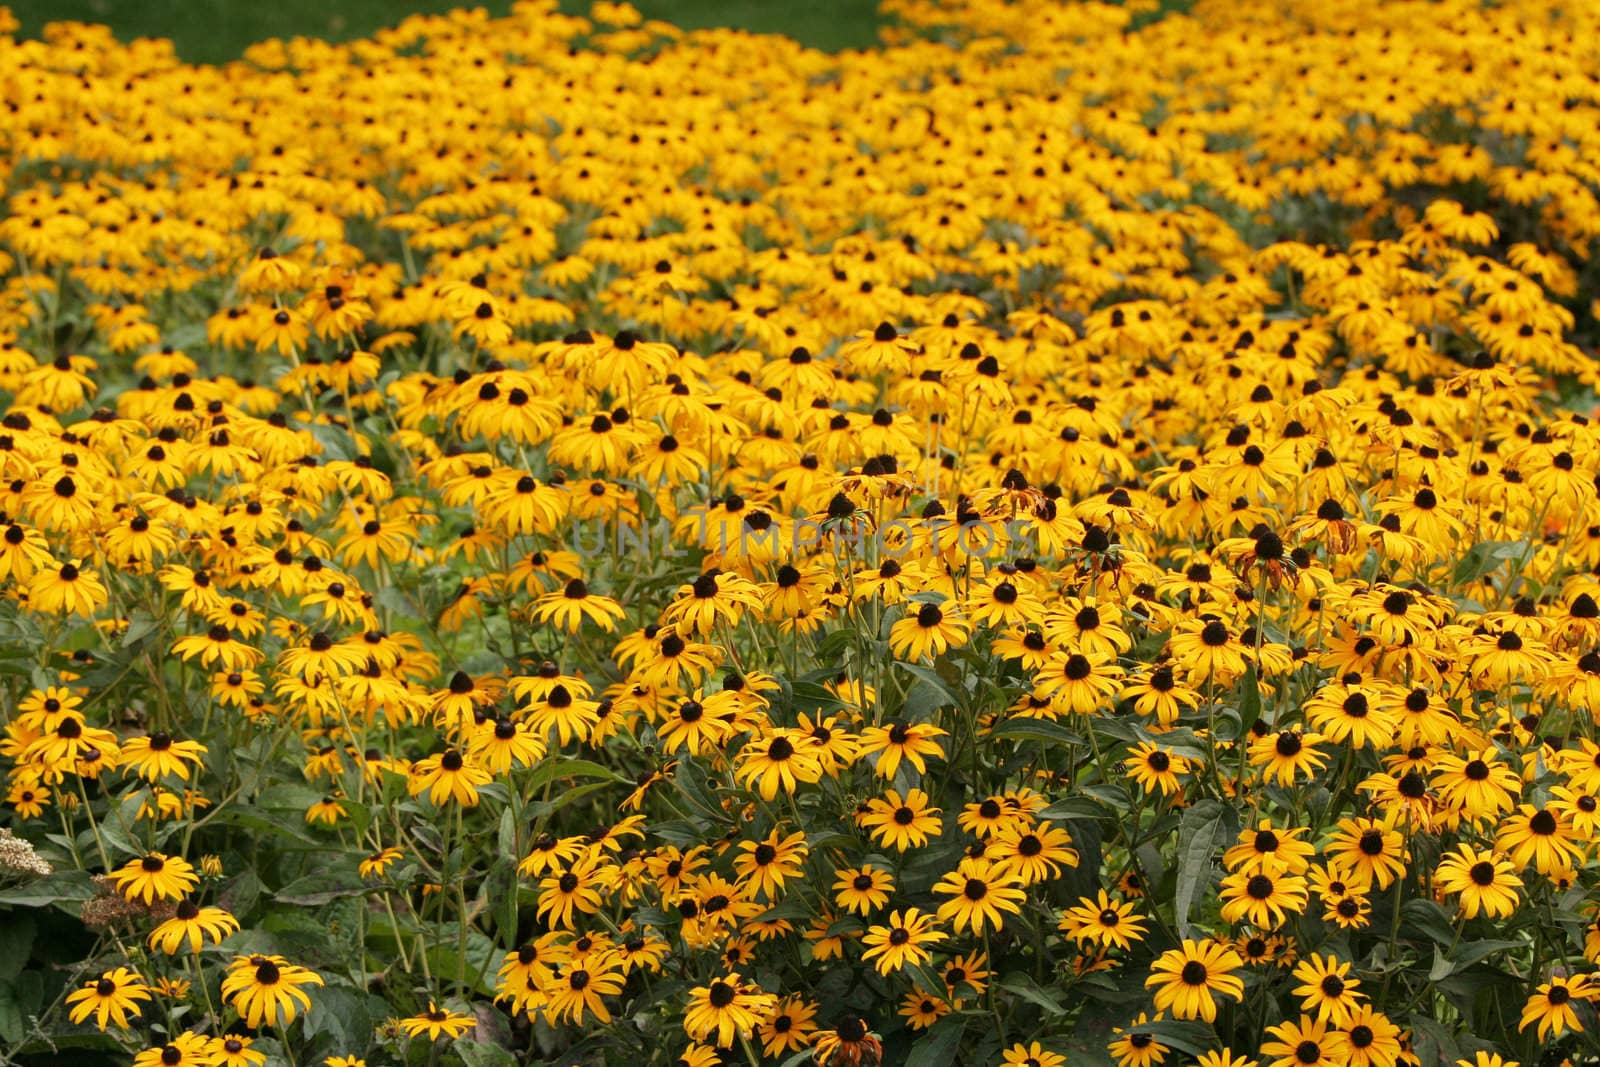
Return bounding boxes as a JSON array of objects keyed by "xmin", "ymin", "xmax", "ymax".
[
  {"xmin": 1400, "ymin": 898, "xmax": 1459, "ymax": 946},
  {"xmin": 302, "ymin": 980, "xmax": 372, "ymax": 1048},
  {"xmin": 1040, "ymin": 795, "xmax": 1108, "ymax": 821},
  {"xmin": 489, "ymin": 857, "xmax": 519, "ymax": 943},
  {"xmin": 1429, "ymin": 938, "xmax": 1521, "ymax": 980},
  {"xmin": 0, "ymin": 982, "xmax": 24, "ymax": 1047},
  {"xmin": 904, "ymin": 1015, "xmax": 965, "ymax": 1067},
  {"xmin": 671, "ymin": 757, "xmax": 727, "ymax": 824},
  {"xmin": 455, "ymin": 1039, "xmax": 518, "ymax": 1067},
  {"xmin": 497, "ymin": 807, "xmax": 517, "ymax": 859},
  {"xmin": 524, "ymin": 758, "xmax": 625, "ymax": 790},
  {"xmin": 788, "ymin": 681, "xmax": 850, "ymax": 715},
  {"xmin": 989, "ymin": 716, "xmax": 1085, "ymax": 747},
  {"xmin": 0, "ymin": 913, "xmax": 35, "ymax": 981},
  {"xmin": 1452, "ymin": 540, "xmax": 1520, "ymax": 586},
  {"xmin": 524, "ymin": 780, "xmax": 611, "ymax": 820},
  {"xmin": 1236, "ymin": 667, "xmax": 1262, "ymax": 738},
  {"xmin": 902, "ymin": 678, "xmax": 954, "ymax": 721},
  {"xmin": 309, "ymin": 421, "xmax": 355, "ymax": 461},
  {"xmin": 1133, "ymin": 1017, "xmax": 1217, "ymax": 1055},
  {"xmin": 274, "ymin": 870, "xmax": 367, "ymax": 906},
  {"xmin": 120, "ymin": 609, "xmax": 163, "ymax": 648},
  {"xmin": 425, "ymin": 929, "xmax": 499, "ymax": 996},
  {"xmin": 0, "ymin": 868, "xmax": 95, "ymax": 909},
  {"xmin": 998, "ymin": 972, "xmax": 1065, "ymax": 1012},
  {"xmin": 896, "ymin": 661, "xmax": 963, "ymax": 709},
  {"xmin": 1406, "ymin": 1015, "xmax": 1460, "ymax": 1067},
  {"xmin": 209, "ymin": 805, "xmax": 321, "ymax": 846},
  {"xmin": 10, "ymin": 1032, "xmax": 123, "ymax": 1058},
  {"xmin": 1173, "ymin": 799, "xmax": 1232, "ymax": 939}
]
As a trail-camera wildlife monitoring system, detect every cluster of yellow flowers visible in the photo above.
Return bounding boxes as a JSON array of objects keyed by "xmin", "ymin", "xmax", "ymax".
[{"xmin": 4, "ymin": 0, "xmax": 1600, "ymax": 1064}]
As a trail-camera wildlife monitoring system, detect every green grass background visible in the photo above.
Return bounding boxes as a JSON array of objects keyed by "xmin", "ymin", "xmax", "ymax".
[{"xmin": 3, "ymin": 0, "xmax": 883, "ymax": 61}]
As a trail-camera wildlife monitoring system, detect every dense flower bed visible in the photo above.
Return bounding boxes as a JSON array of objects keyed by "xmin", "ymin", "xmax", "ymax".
[{"xmin": 2, "ymin": 0, "xmax": 1600, "ymax": 1065}]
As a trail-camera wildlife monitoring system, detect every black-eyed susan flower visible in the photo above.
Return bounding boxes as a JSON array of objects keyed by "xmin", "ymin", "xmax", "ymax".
[
  {"xmin": 1260, "ymin": 1015, "xmax": 1339, "ymax": 1067},
  {"xmin": 108, "ymin": 853, "xmax": 199, "ymax": 904},
  {"xmin": 1518, "ymin": 974, "xmax": 1593, "ymax": 1041},
  {"xmin": 1434, "ymin": 845, "xmax": 1522, "ymax": 918},
  {"xmin": 898, "ymin": 989, "xmax": 949, "ymax": 1031},
  {"xmin": 811, "ymin": 1015, "xmax": 882, "ymax": 1067},
  {"xmin": 1290, "ymin": 953, "xmax": 1364, "ymax": 1027},
  {"xmin": 832, "ymin": 865, "xmax": 893, "ymax": 916},
  {"xmin": 888, "ymin": 599, "xmax": 970, "ymax": 661},
  {"xmin": 399, "ymin": 1002, "xmax": 476, "ymax": 1041},
  {"xmin": 65, "ymin": 967, "xmax": 152, "ymax": 1030},
  {"xmin": 407, "ymin": 748, "xmax": 491, "ymax": 807},
  {"xmin": 1144, "ymin": 939, "xmax": 1245, "ymax": 1022},
  {"xmin": 210, "ymin": 1034, "xmax": 268, "ymax": 1067},
  {"xmin": 130, "ymin": 1032, "xmax": 213, "ymax": 1067},
  {"xmin": 148, "ymin": 899, "xmax": 239, "ymax": 954},
  {"xmin": 736, "ymin": 730, "xmax": 823, "ymax": 801},
  {"xmin": 542, "ymin": 954, "xmax": 626, "ymax": 1027},
  {"xmin": 860, "ymin": 908, "xmax": 943, "ymax": 975},
  {"xmin": 758, "ymin": 994, "xmax": 819, "ymax": 1057},
  {"xmin": 989, "ymin": 821, "xmax": 1078, "ymax": 884},
  {"xmin": 533, "ymin": 578, "xmax": 628, "ymax": 633},
  {"xmin": 120, "ymin": 732, "xmax": 207, "ymax": 782},
  {"xmin": 1108, "ymin": 1012, "xmax": 1169, "ymax": 1067},
  {"xmin": 1060, "ymin": 890, "xmax": 1148, "ymax": 952},
  {"xmin": 219, "ymin": 955, "xmax": 324, "ymax": 1028},
  {"xmin": 1325, "ymin": 818, "xmax": 1408, "ymax": 892},
  {"xmin": 858, "ymin": 719, "xmax": 946, "ymax": 779},
  {"xmin": 857, "ymin": 788, "xmax": 941, "ymax": 851},
  {"xmin": 932, "ymin": 857, "xmax": 1025, "ymax": 935},
  {"xmin": 682, "ymin": 972, "xmax": 776, "ymax": 1047},
  {"xmin": 732, "ymin": 829, "xmax": 807, "ymax": 900}
]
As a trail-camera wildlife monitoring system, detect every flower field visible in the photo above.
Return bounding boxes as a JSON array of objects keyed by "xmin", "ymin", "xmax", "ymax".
[{"xmin": 5, "ymin": 0, "xmax": 1600, "ymax": 1064}]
